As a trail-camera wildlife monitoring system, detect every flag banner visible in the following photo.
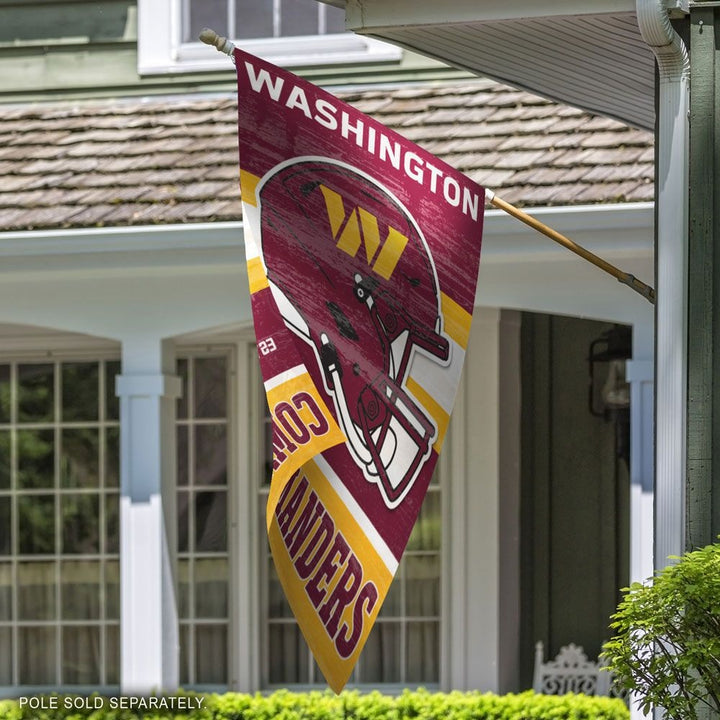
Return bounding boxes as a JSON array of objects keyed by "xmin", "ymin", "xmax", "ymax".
[{"xmin": 235, "ymin": 46, "xmax": 484, "ymax": 692}]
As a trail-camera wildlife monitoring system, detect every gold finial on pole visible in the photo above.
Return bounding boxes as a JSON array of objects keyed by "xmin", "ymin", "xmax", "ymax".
[{"xmin": 199, "ymin": 27, "xmax": 235, "ymax": 57}]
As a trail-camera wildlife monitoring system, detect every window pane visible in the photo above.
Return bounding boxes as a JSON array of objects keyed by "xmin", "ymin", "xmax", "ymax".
[
  {"xmin": 106, "ymin": 624, "xmax": 120, "ymax": 684},
  {"xmin": 0, "ymin": 562, "xmax": 11, "ymax": 620},
  {"xmin": 195, "ymin": 624, "xmax": 227, "ymax": 684},
  {"xmin": 195, "ymin": 424, "xmax": 227, "ymax": 486},
  {"xmin": 63, "ymin": 625, "xmax": 100, "ymax": 684},
  {"xmin": 18, "ymin": 561, "xmax": 55, "ymax": 620},
  {"xmin": 62, "ymin": 362, "xmax": 98, "ymax": 422},
  {"xmin": 195, "ymin": 491, "xmax": 227, "ymax": 552},
  {"xmin": 106, "ymin": 492, "xmax": 119, "ymax": 554},
  {"xmin": 269, "ymin": 624, "xmax": 309, "ymax": 684},
  {"xmin": 177, "ymin": 425, "xmax": 188, "ymax": 487},
  {"xmin": 268, "ymin": 558, "xmax": 292, "ymax": 618},
  {"xmin": 406, "ymin": 621, "xmax": 439, "ymax": 683},
  {"xmin": 0, "ymin": 496, "xmax": 9, "ymax": 555},
  {"xmin": 378, "ymin": 567, "xmax": 402, "ymax": 617},
  {"xmin": 235, "ymin": 0, "xmax": 273, "ymax": 39},
  {"xmin": 281, "ymin": 0, "xmax": 319, "ymax": 37},
  {"xmin": 178, "ymin": 559, "xmax": 190, "ymax": 618},
  {"xmin": 0, "ymin": 627, "xmax": 11, "ymax": 684},
  {"xmin": 0, "ymin": 430, "xmax": 10, "ymax": 490},
  {"xmin": 194, "ymin": 357, "xmax": 227, "ymax": 418},
  {"xmin": 19, "ymin": 494, "xmax": 55, "ymax": 554},
  {"xmin": 106, "ymin": 560, "xmax": 120, "ymax": 620},
  {"xmin": 179, "ymin": 624, "xmax": 191, "ymax": 685},
  {"xmin": 177, "ymin": 359, "xmax": 188, "ymax": 420},
  {"xmin": 106, "ymin": 426, "xmax": 119, "ymax": 488},
  {"xmin": 62, "ymin": 494, "xmax": 99, "ymax": 554},
  {"xmin": 178, "ymin": 490, "xmax": 189, "ymax": 553},
  {"xmin": 195, "ymin": 558, "xmax": 228, "ymax": 619},
  {"xmin": 18, "ymin": 363, "xmax": 54, "ymax": 423},
  {"xmin": 0, "ymin": 364, "xmax": 9, "ymax": 423},
  {"xmin": 19, "ymin": 626, "xmax": 56, "ymax": 684},
  {"xmin": 406, "ymin": 555, "xmax": 440, "ymax": 617},
  {"xmin": 61, "ymin": 428, "xmax": 99, "ymax": 488},
  {"xmin": 186, "ymin": 0, "xmax": 228, "ymax": 43},
  {"xmin": 105, "ymin": 361, "xmax": 120, "ymax": 421},
  {"xmin": 406, "ymin": 490, "xmax": 440, "ymax": 551},
  {"xmin": 61, "ymin": 560, "xmax": 100, "ymax": 620},
  {"xmin": 362, "ymin": 623, "xmax": 400, "ymax": 683},
  {"xmin": 17, "ymin": 429, "xmax": 54, "ymax": 489}
]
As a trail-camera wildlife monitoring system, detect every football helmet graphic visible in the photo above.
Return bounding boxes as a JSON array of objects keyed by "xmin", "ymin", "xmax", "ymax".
[{"xmin": 258, "ymin": 158, "xmax": 449, "ymax": 509}]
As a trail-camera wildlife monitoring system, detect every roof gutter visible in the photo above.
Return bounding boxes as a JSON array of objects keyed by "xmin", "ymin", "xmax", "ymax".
[{"xmin": 636, "ymin": 0, "xmax": 690, "ymax": 570}]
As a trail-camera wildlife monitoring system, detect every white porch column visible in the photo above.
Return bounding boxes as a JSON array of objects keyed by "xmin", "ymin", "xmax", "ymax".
[
  {"xmin": 445, "ymin": 308, "xmax": 521, "ymax": 692},
  {"xmin": 627, "ymin": 324, "xmax": 654, "ymax": 720},
  {"xmin": 627, "ymin": 348, "xmax": 654, "ymax": 586},
  {"xmin": 117, "ymin": 338, "xmax": 182, "ymax": 693}
]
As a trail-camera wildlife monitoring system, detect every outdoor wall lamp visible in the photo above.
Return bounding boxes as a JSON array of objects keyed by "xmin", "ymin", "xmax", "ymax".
[{"xmin": 588, "ymin": 324, "xmax": 632, "ymax": 465}]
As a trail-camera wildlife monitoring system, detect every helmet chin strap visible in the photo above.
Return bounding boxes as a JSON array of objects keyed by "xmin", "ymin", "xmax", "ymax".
[{"xmin": 319, "ymin": 332, "xmax": 377, "ymax": 471}]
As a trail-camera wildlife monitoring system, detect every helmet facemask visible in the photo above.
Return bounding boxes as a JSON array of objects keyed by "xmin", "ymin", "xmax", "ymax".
[{"xmin": 259, "ymin": 159, "xmax": 450, "ymax": 509}]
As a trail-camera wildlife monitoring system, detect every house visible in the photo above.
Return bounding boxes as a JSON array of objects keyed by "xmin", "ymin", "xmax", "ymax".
[
  {"xmin": 323, "ymin": 0, "xmax": 692, "ymax": 592},
  {"xmin": 0, "ymin": 0, "xmax": 655, "ymax": 699}
]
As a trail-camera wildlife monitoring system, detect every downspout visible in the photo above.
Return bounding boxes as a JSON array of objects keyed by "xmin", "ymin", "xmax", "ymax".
[{"xmin": 635, "ymin": 1, "xmax": 690, "ymax": 569}]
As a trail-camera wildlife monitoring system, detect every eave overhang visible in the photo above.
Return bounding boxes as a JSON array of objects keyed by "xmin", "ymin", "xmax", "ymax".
[{"xmin": 329, "ymin": 0, "xmax": 664, "ymax": 130}]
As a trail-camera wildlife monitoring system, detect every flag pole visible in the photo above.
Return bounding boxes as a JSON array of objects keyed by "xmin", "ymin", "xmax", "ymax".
[
  {"xmin": 198, "ymin": 29, "xmax": 655, "ymax": 305},
  {"xmin": 487, "ymin": 190, "xmax": 656, "ymax": 304}
]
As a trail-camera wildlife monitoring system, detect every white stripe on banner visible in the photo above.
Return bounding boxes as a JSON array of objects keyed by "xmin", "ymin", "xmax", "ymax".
[
  {"xmin": 314, "ymin": 454, "xmax": 399, "ymax": 576},
  {"xmin": 264, "ymin": 364, "xmax": 306, "ymax": 392}
]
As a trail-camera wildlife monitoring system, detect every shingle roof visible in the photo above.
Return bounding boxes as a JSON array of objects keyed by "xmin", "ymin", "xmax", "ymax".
[{"xmin": 0, "ymin": 79, "xmax": 653, "ymax": 232}]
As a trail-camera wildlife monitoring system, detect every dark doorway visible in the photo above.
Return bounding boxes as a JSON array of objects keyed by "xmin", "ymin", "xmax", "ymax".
[{"xmin": 518, "ymin": 313, "xmax": 630, "ymax": 688}]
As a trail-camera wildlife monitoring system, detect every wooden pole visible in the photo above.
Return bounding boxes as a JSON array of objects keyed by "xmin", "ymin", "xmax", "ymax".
[{"xmin": 488, "ymin": 191, "xmax": 656, "ymax": 304}]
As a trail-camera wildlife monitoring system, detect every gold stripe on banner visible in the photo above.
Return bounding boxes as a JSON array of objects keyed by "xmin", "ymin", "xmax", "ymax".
[
  {"xmin": 268, "ymin": 460, "xmax": 393, "ymax": 693},
  {"xmin": 240, "ymin": 169, "xmax": 261, "ymax": 206},
  {"xmin": 405, "ymin": 376, "xmax": 450, "ymax": 452},
  {"xmin": 440, "ymin": 291, "xmax": 472, "ymax": 350},
  {"xmin": 264, "ymin": 368, "xmax": 346, "ymax": 520},
  {"xmin": 247, "ymin": 256, "xmax": 269, "ymax": 294}
]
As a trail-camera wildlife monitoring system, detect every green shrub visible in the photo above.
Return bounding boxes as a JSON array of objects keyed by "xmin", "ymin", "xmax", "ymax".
[
  {"xmin": 0, "ymin": 689, "xmax": 628, "ymax": 720},
  {"xmin": 602, "ymin": 541, "xmax": 720, "ymax": 719}
]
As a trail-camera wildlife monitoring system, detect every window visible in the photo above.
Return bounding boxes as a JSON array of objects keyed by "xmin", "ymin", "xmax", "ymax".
[
  {"xmin": 182, "ymin": 0, "xmax": 345, "ymax": 43},
  {"xmin": 258, "ymin": 401, "xmax": 442, "ymax": 688},
  {"xmin": 137, "ymin": 0, "xmax": 401, "ymax": 75},
  {"xmin": 176, "ymin": 352, "xmax": 231, "ymax": 688},
  {"xmin": 0, "ymin": 358, "xmax": 120, "ymax": 689}
]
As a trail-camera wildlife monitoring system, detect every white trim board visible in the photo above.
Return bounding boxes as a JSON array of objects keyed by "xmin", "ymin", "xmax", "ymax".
[{"xmin": 0, "ymin": 203, "xmax": 652, "ymax": 261}]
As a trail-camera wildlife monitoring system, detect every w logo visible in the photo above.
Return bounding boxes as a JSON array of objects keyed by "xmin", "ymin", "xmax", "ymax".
[{"xmin": 319, "ymin": 184, "xmax": 408, "ymax": 280}]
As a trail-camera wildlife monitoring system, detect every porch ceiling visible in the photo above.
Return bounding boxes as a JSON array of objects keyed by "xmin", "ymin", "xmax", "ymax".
[{"xmin": 332, "ymin": 1, "xmax": 658, "ymax": 130}]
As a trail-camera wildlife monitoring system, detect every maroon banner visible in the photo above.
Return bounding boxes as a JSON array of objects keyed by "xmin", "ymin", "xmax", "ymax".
[{"xmin": 236, "ymin": 46, "xmax": 484, "ymax": 691}]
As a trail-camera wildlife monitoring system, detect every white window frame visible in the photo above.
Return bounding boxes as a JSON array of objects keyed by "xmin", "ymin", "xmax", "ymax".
[
  {"xmin": 181, "ymin": 331, "xmax": 261, "ymax": 693},
  {"xmin": 0, "ymin": 347, "xmax": 122, "ymax": 696},
  {"xmin": 175, "ymin": 346, "xmax": 235, "ymax": 692},
  {"xmin": 137, "ymin": 0, "xmax": 401, "ymax": 76}
]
